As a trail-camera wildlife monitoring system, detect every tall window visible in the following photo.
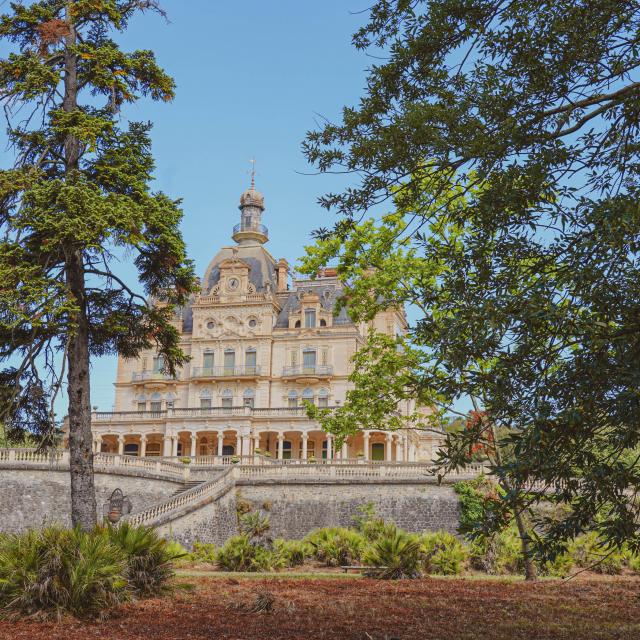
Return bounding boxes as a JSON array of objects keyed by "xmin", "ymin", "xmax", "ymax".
[
  {"xmin": 137, "ymin": 400, "xmax": 146, "ymax": 412},
  {"xmin": 371, "ymin": 442, "xmax": 385, "ymax": 461},
  {"xmin": 200, "ymin": 389, "xmax": 212, "ymax": 410},
  {"xmin": 243, "ymin": 388, "xmax": 255, "ymax": 408},
  {"xmin": 282, "ymin": 440, "xmax": 292, "ymax": 460},
  {"xmin": 302, "ymin": 349, "xmax": 316, "ymax": 373},
  {"xmin": 152, "ymin": 355, "xmax": 164, "ymax": 373},
  {"xmin": 288, "ymin": 390, "xmax": 298, "ymax": 408},
  {"xmin": 304, "ymin": 309, "xmax": 316, "ymax": 328},
  {"xmin": 318, "ymin": 388, "xmax": 329, "ymax": 408},
  {"xmin": 245, "ymin": 348, "xmax": 257, "ymax": 373},
  {"xmin": 203, "ymin": 351, "xmax": 214, "ymax": 371},
  {"xmin": 223, "ymin": 349, "xmax": 235, "ymax": 374}
]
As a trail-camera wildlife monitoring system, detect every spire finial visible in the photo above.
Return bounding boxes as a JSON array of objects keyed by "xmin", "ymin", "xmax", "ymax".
[{"xmin": 249, "ymin": 157, "xmax": 256, "ymax": 190}]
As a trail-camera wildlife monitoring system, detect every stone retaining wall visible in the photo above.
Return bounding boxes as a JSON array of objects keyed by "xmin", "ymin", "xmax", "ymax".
[{"xmin": 0, "ymin": 469, "xmax": 179, "ymax": 532}]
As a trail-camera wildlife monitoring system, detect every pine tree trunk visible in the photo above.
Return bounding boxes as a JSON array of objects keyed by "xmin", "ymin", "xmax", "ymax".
[{"xmin": 64, "ymin": 1, "xmax": 96, "ymax": 530}]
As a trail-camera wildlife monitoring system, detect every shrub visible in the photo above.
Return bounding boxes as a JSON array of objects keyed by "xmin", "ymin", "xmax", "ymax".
[
  {"xmin": 188, "ymin": 541, "xmax": 217, "ymax": 564},
  {"xmin": 540, "ymin": 551, "xmax": 574, "ymax": 578},
  {"xmin": 106, "ymin": 523, "xmax": 181, "ymax": 598},
  {"xmin": 352, "ymin": 503, "xmax": 387, "ymax": 542},
  {"xmin": 304, "ymin": 527, "xmax": 366, "ymax": 567},
  {"xmin": 0, "ymin": 526, "xmax": 128, "ymax": 619},
  {"xmin": 363, "ymin": 526, "xmax": 422, "ymax": 579},
  {"xmin": 568, "ymin": 533, "xmax": 625, "ymax": 575},
  {"xmin": 420, "ymin": 531, "xmax": 468, "ymax": 576},
  {"xmin": 216, "ymin": 535, "xmax": 279, "ymax": 572},
  {"xmin": 273, "ymin": 539, "xmax": 310, "ymax": 567}
]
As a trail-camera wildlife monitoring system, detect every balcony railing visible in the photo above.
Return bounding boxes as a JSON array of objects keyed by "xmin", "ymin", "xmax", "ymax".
[
  {"xmin": 233, "ymin": 221, "xmax": 268, "ymax": 238},
  {"xmin": 92, "ymin": 406, "xmax": 334, "ymax": 422},
  {"xmin": 131, "ymin": 371, "xmax": 179, "ymax": 382},
  {"xmin": 192, "ymin": 365, "xmax": 261, "ymax": 378},
  {"xmin": 282, "ymin": 365, "xmax": 334, "ymax": 377}
]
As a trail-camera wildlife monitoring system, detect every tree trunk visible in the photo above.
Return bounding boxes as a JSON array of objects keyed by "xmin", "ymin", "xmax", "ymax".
[
  {"xmin": 64, "ymin": 1, "xmax": 96, "ymax": 530},
  {"xmin": 514, "ymin": 507, "xmax": 537, "ymax": 581}
]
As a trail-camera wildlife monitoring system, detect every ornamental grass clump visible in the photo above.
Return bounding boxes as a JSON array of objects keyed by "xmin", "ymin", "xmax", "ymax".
[
  {"xmin": 0, "ymin": 526, "xmax": 128, "ymax": 620},
  {"xmin": 363, "ymin": 526, "xmax": 422, "ymax": 579},
  {"xmin": 304, "ymin": 527, "xmax": 366, "ymax": 567}
]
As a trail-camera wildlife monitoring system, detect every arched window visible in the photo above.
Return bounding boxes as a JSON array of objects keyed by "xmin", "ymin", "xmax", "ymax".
[
  {"xmin": 318, "ymin": 388, "xmax": 329, "ymax": 408},
  {"xmin": 245, "ymin": 347, "xmax": 257, "ymax": 373},
  {"xmin": 222, "ymin": 444, "xmax": 235, "ymax": 456},
  {"xmin": 302, "ymin": 387, "xmax": 314, "ymax": 405},
  {"xmin": 288, "ymin": 390, "xmax": 298, "ymax": 408},
  {"xmin": 320, "ymin": 319, "xmax": 327, "ymax": 327},
  {"xmin": 150, "ymin": 392, "xmax": 162, "ymax": 414},
  {"xmin": 146, "ymin": 442, "xmax": 161, "ymax": 457},
  {"xmin": 221, "ymin": 388, "xmax": 233, "ymax": 410},
  {"xmin": 199, "ymin": 437, "xmax": 209, "ymax": 456},
  {"xmin": 243, "ymin": 388, "xmax": 255, "ymax": 408},
  {"xmin": 294, "ymin": 320, "xmax": 301, "ymax": 328},
  {"xmin": 200, "ymin": 388, "xmax": 212, "ymax": 410}
]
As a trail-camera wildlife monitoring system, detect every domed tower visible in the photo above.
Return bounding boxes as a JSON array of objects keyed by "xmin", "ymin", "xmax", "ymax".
[{"xmin": 232, "ymin": 172, "xmax": 268, "ymax": 245}]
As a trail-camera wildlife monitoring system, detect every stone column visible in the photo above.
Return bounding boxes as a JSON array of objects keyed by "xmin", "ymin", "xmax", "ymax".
[
  {"xmin": 171, "ymin": 435, "xmax": 179, "ymax": 457},
  {"xmin": 326, "ymin": 434, "xmax": 332, "ymax": 460},
  {"xmin": 277, "ymin": 433, "xmax": 284, "ymax": 460},
  {"xmin": 242, "ymin": 434, "xmax": 251, "ymax": 458},
  {"xmin": 140, "ymin": 435, "xmax": 147, "ymax": 458},
  {"xmin": 95, "ymin": 435, "xmax": 103, "ymax": 454},
  {"xmin": 385, "ymin": 433, "xmax": 393, "ymax": 461},
  {"xmin": 341, "ymin": 440, "xmax": 348, "ymax": 460},
  {"xmin": 117, "ymin": 435, "xmax": 125, "ymax": 456},
  {"xmin": 363, "ymin": 431, "xmax": 370, "ymax": 461},
  {"xmin": 217, "ymin": 432, "xmax": 224, "ymax": 456},
  {"xmin": 395, "ymin": 434, "xmax": 404, "ymax": 462},
  {"xmin": 253, "ymin": 434, "xmax": 260, "ymax": 453},
  {"xmin": 236, "ymin": 433, "xmax": 242, "ymax": 457},
  {"xmin": 162, "ymin": 435, "xmax": 172, "ymax": 457},
  {"xmin": 301, "ymin": 432, "xmax": 308, "ymax": 460},
  {"xmin": 190, "ymin": 433, "xmax": 197, "ymax": 457}
]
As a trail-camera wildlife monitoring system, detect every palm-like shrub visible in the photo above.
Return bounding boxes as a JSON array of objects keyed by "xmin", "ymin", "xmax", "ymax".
[
  {"xmin": 0, "ymin": 527, "xmax": 128, "ymax": 619},
  {"xmin": 304, "ymin": 527, "xmax": 366, "ymax": 567},
  {"xmin": 420, "ymin": 531, "xmax": 468, "ymax": 576},
  {"xmin": 239, "ymin": 512, "xmax": 271, "ymax": 540},
  {"xmin": 106, "ymin": 523, "xmax": 183, "ymax": 597},
  {"xmin": 363, "ymin": 526, "xmax": 422, "ymax": 579},
  {"xmin": 273, "ymin": 539, "xmax": 311, "ymax": 567},
  {"xmin": 216, "ymin": 535, "xmax": 279, "ymax": 572}
]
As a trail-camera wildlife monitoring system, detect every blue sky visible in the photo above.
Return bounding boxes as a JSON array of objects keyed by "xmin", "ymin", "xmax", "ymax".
[{"xmin": 66, "ymin": 1, "xmax": 372, "ymax": 411}]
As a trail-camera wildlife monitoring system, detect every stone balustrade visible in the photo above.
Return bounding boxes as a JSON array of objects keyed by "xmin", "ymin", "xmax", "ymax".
[{"xmin": 125, "ymin": 467, "xmax": 236, "ymax": 528}]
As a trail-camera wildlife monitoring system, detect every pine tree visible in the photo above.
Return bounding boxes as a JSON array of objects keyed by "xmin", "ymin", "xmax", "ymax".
[{"xmin": 0, "ymin": 1, "xmax": 196, "ymax": 530}]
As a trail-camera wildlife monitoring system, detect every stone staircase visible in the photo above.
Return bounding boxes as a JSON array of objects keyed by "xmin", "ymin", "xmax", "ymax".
[{"xmin": 170, "ymin": 480, "xmax": 204, "ymax": 496}]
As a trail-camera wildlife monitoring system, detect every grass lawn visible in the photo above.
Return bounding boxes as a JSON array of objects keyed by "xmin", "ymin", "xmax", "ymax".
[{"xmin": 1, "ymin": 574, "xmax": 638, "ymax": 640}]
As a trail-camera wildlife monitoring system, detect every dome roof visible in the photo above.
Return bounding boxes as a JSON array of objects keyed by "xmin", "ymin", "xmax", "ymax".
[{"xmin": 239, "ymin": 187, "xmax": 264, "ymax": 209}]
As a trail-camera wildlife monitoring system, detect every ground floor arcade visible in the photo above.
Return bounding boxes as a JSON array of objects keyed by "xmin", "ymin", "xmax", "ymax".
[{"xmin": 94, "ymin": 428, "xmax": 417, "ymax": 462}]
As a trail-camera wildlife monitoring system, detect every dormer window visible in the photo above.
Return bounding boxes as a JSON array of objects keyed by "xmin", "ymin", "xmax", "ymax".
[{"xmin": 304, "ymin": 309, "xmax": 316, "ymax": 328}]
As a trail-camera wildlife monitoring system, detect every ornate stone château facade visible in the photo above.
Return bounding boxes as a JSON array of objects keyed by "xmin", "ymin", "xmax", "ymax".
[{"xmin": 88, "ymin": 183, "xmax": 442, "ymax": 462}]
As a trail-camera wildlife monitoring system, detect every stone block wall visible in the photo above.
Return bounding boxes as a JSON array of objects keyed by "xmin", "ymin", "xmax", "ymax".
[
  {"xmin": 155, "ymin": 486, "xmax": 238, "ymax": 547},
  {"xmin": 0, "ymin": 469, "xmax": 178, "ymax": 532},
  {"xmin": 236, "ymin": 482, "xmax": 460, "ymax": 539}
]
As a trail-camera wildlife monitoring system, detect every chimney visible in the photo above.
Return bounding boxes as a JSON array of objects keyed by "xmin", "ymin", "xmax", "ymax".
[{"xmin": 276, "ymin": 258, "xmax": 289, "ymax": 292}]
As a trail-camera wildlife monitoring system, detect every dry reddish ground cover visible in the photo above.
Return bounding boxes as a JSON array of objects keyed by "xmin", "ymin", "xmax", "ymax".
[{"xmin": 1, "ymin": 575, "xmax": 638, "ymax": 640}]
